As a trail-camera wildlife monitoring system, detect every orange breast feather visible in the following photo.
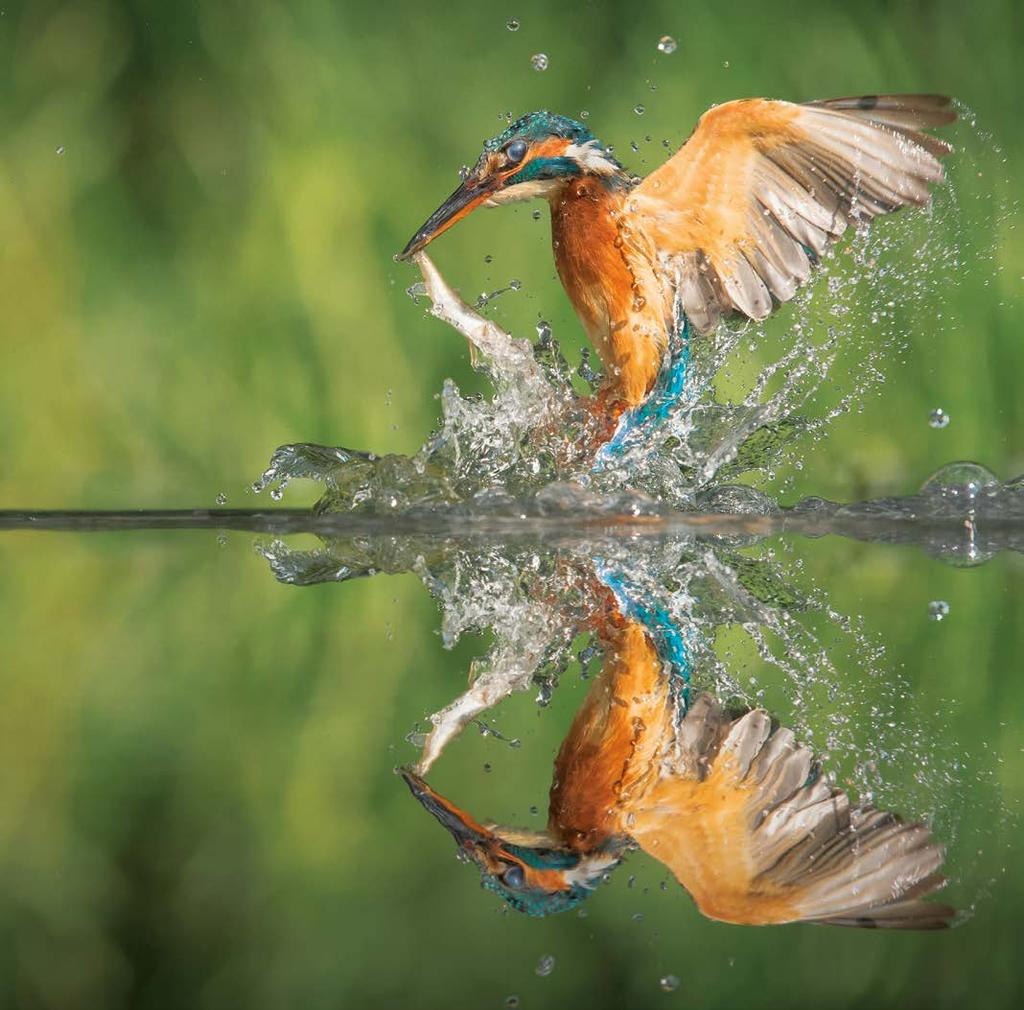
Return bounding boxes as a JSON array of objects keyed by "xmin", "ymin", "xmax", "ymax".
[
  {"xmin": 548, "ymin": 621, "xmax": 675, "ymax": 848},
  {"xmin": 551, "ymin": 181, "xmax": 671, "ymax": 407}
]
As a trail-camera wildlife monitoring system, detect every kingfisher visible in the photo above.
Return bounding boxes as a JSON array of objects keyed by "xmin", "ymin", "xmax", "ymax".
[
  {"xmin": 401, "ymin": 565, "xmax": 952, "ymax": 928},
  {"xmin": 400, "ymin": 94, "xmax": 955, "ymax": 442}
]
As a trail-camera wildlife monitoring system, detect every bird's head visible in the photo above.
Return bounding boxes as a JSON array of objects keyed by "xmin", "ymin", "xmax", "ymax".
[
  {"xmin": 400, "ymin": 767, "xmax": 622, "ymax": 916},
  {"xmin": 399, "ymin": 111, "xmax": 624, "ymax": 259}
]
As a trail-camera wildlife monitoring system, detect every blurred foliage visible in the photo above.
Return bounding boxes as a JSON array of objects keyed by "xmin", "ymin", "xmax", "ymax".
[
  {"xmin": 0, "ymin": 0, "xmax": 1022, "ymax": 1008},
  {"xmin": 0, "ymin": 0, "xmax": 1021, "ymax": 508}
]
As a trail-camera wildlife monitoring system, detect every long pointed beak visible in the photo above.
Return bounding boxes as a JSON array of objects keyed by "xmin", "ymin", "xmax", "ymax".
[
  {"xmin": 398, "ymin": 177, "xmax": 494, "ymax": 260},
  {"xmin": 399, "ymin": 767, "xmax": 495, "ymax": 847}
]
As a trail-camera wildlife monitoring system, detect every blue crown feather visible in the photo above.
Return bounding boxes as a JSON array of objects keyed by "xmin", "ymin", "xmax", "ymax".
[{"xmin": 484, "ymin": 111, "xmax": 595, "ymax": 151}]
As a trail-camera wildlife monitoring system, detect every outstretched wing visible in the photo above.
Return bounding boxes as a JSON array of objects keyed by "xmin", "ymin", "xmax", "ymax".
[
  {"xmin": 631, "ymin": 94, "xmax": 956, "ymax": 333},
  {"xmin": 629, "ymin": 694, "xmax": 953, "ymax": 929}
]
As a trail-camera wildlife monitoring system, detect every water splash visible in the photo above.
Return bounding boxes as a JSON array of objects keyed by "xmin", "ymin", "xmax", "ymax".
[
  {"xmin": 255, "ymin": 526, "xmax": 1004, "ymax": 918},
  {"xmin": 254, "ymin": 141, "xmax": 972, "ymax": 515}
]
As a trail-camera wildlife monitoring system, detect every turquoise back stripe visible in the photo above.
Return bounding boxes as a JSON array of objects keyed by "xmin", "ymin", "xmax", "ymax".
[
  {"xmin": 594, "ymin": 315, "xmax": 691, "ymax": 464},
  {"xmin": 594, "ymin": 562, "xmax": 692, "ymax": 715}
]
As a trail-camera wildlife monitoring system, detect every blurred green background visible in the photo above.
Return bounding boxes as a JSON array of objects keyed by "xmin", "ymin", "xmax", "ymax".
[
  {"xmin": 1, "ymin": 0, "xmax": 1023, "ymax": 1008},
  {"xmin": 0, "ymin": 0, "xmax": 1021, "ymax": 507}
]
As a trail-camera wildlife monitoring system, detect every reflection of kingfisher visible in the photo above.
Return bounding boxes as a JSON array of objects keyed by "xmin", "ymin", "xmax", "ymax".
[
  {"xmin": 402, "ymin": 569, "xmax": 952, "ymax": 928},
  {"xmin": 400, "ymin": 95, "xmax": 954, "ymax": 441}
]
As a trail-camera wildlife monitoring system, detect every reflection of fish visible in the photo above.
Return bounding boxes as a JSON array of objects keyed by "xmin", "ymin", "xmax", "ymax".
[
  {"xmin": 403, "ymin": 596, "xmax": 952, "ymax": 928},
  {"xmin": 400, "ymin": 96, "xmax": 955, "ymax": 438}
]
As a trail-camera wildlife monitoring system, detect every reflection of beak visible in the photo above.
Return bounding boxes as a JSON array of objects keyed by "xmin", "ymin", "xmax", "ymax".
[
  {"xmin": 398, "ymin": 176, "xmax": 496, "ymax": 260},
  {"xmin": 400, "ymin": 767, "xmax": 495, "ymax": 848}
]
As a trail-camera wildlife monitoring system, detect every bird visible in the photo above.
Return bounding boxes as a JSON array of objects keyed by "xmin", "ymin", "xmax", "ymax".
[
  {"xmin": 400, "ymin": 94, "xmax": 956, "ymax": 443},
  {"xmin": 401, "ymin": 565, "xmax": 953, "ymax": 928}
]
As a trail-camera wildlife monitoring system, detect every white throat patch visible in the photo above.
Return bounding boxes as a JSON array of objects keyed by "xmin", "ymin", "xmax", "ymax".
[{"xmin": 483, "ymin": 177, "xmax": 564, "ymax": 207}]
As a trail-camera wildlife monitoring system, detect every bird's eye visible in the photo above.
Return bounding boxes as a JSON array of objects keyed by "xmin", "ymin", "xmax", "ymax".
[
  {"xmin": 502, "ymin": 864, "xmax": 525, "ymax": 888},
  {"xmin": 504, "ymin": 140, "xmax": 528, "ymax": 164}
]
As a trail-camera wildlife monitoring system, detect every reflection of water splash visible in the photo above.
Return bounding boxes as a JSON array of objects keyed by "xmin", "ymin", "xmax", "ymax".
[
  {"xmin": 253, "ymin": 176, "xmax": 960, "ymax": 513},
  {"xmin": 257, "ymin": 533, "xmax": 920, "ymax": 786},
  {"xmin": 256, "ymin": 530, "xmax": 1002, "ymax": 923}
]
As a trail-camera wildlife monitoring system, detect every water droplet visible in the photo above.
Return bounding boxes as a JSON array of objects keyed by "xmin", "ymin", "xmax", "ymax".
[
  {"xmin": 659, "ymin": 975, "xmax": 680, "ymax": 993},
  {"xmin": 634, "ymin": 104, "xmax": 645, "ymax": 116},
  {"xmin": 56, "ymin": 145, "xmax": 65, "ymax": 155},
  {"xmin": 269, "ymin": 487, "xmax": 284, "ymax": 502},
  {"xmin": 509, "ymin": 278, "xmax": 522, "ymax": 290},
  {"xmin": 506, "ymin": 18, "xmax": 519, "ymax": 31},
  {"xmin": 484, "ymin": 254, "xmax": 493, "ymax": 264},
  {"xmin": 536, "ymin": 320, "xmax": 551, "ymax": 340},
  {"xmin": 215, "ymin": 492, "xmax": 227, "ymax": 505},
  {"xmin": 505, "ymin": 997, "xmax": 520, "ymax": 1009},
  {"xmin": 530, "ymin": 53, "xmax": 548, "ymax": 72},
  {"xmin": 722, "ymin": 59, "xmax": 731, "ymax": 68},
  {"xmin": 483, "ymin": 762, "xmax": 492, "ymax": 773},
  {"xmin": 929, "ymin": 407, "xmax": 950, "ymax": 429},
  {"xmin": 580, "ymin": 110, "xmax": 589, "ymax": 119},
  {"xmin": 535, "ymin": 954, "xmax": 556, "ymax": 977},
  {"xmin": 928, "ymin": 600, "xmax": 950, "ymax": 622},
  {"xmin": 656, "ymin": 35, "xmax": 677, "ymax": 54},
  {"xmin": 531, "ymin": 208, "xmax": 542, "ymax": 220},
  {"xmin": 920, "ymin": 461, "xmax": 998, "ymax": 503}
]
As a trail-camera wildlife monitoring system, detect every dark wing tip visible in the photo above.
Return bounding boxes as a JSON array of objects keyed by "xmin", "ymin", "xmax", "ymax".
[
  {"xmin": 822, "ymin": 901, "xmax": 956, "ymax": 931},
  {"xmin": 806, "ymin": 93, "xmax": 958, "ymax": 127}
]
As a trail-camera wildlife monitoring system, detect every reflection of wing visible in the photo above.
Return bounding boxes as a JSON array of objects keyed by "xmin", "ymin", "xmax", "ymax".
[
  {"xmin": 630, "ymin": 694, "xmax": 952, "ymax": 928},
  {"xmin": 631, "ymin": 95, "xmax": 955, "ymax": 333}
]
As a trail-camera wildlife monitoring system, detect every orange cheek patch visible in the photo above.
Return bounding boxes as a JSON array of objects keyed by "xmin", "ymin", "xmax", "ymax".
[
  {"xmin": 524, "ymin": 865, "xmax": 575, "ymax": 892},
  {"xmin": 532, "ymin": 137, "xmax": 572, "ymax": 160}
]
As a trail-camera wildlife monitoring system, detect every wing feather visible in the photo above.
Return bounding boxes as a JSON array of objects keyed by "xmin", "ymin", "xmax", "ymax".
[
  {"xmin": 632, "ymin": 94, "xmax": 955, "ymax": 333},
  {"xmin": 628, "ymin": 694, "xmax": 953, "ymax": 928}
]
